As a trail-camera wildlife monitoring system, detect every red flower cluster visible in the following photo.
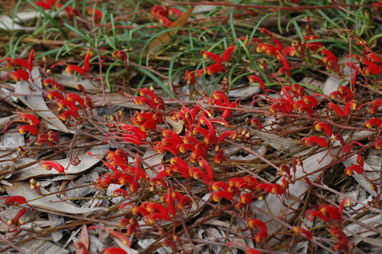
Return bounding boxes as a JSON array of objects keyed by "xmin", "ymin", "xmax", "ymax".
[{"xmin": 151, "ymin": 5, "xmax": 183, "ymax": 27}]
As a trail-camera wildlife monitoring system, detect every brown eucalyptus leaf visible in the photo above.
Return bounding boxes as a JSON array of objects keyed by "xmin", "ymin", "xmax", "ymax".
[
  {"xmin": 145, "ymin": 8, "xmax": 193, "ymax": 56},
  {"xmin": 4, "ymin": 182, "xmax": 105, "ymax": 214},
  {"xmin": 15, "ymin": 67, "xmax": 69, "ymax": 133},
  {"xmin": 12, "ymin": 144, "xmax": 109, "ymax": 180}
]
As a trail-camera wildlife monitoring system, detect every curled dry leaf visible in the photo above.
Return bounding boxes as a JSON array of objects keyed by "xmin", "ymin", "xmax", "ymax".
[{"xmin": 165, "ymin": 116, "xmax": 184, "ymax": 134}]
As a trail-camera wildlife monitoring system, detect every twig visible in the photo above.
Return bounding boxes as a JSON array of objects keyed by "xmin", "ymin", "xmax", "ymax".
[
  {"xmin": 252, "ymin": 206, "xmax": 337, "ymax": 254},
  {"xmin": 312, "ymin": 182, "xmax": 382, "ymax": 215},
  {"xmin": 0, "ymin": 233, "xmax": 26, "ymax": 254}
]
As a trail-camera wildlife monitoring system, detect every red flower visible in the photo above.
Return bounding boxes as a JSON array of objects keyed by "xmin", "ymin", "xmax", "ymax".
[
  {"xmin": 314, "ymin": 122, "xmax": 332, "ymax": 137},
  {"xmin": 301, "ymin": 136, "xmax": 328, "ymax": 147},
  {"xmin": 247, "ymin": 218, "xmax": 268, "ymax": 242},
  {"xmin": 3, "ymin": 70, "xmax": 29, "ymax": 82},
  {"xmin": 292, "ymin": 226, "xmax": 313, "ymax": 240},
  {"xmin": 344, "ymin": 165, "xmax": 364, "ymax": 176},
  {"xmin": 86, "ymin": 7, "xmax": 103, "ymax": 22},
  {"xmin": 248, "ymin": 75, "xmax": 266, "ymax": 90},
  {"xmin": 34, "ymin": 0, "xmax": 57, "ymax": 10},
  {"xmin": 18, "ymin": 124, "xmax": 39, "ymax": 136}
]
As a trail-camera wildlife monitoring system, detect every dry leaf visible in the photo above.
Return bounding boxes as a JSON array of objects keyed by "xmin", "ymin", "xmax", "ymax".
[
  {"xmin": 54, "ymin": 73, "xmax": 99, "ymax": 94},
  {"xmin": 0, "ymin": 116, "xmax": 12, "ymax": 129},
  {"xmin": 145, "ymin": 8, "xmax": 193, "ymax": 56},
  {"xmin": 142, "ymin": 149, "xmax": 164, "ymax": 178},
  {"xmin": 204, "ymin": 227, "xmax": 224, "ymax": 254},
  {"xmin": 230, "ymin": 146, "xmax": 266, "ymax": 161},
  {"xmin": 0, "ymin": 11, "xmax": 38, "ymax": 31},
  {"xmin": 76, "ymin": 225, "xmax": 89, "ymax": 254},
  {"xmin": 253, "ymin": 148, "xmax": 337, "ymax": 238},
  {"xmin": 14, "ymin": 67, "xmax": 69, "ymax": 133},
  {"xmin": 253, "ymin": 131, "xmax": 373, "ymax": 237},
  {"xmin": 206, "ymin": 219, "xmax": 240, "ymax": 233},
  {"xmin": 4, "ymin": 182, "xmax": 106, "ymax": 214},
  {"xmin": 19, "ymin": 239, "xmax": 69, "ymax": 254},
  {"xmin": 0, "ymin": 132, "xmax": 24, "ymax": 149},
  {"xmin": 88, "ymin": 93, "xmax": 148, "ymax": 110},
  {"xmin": 89, "ymin": 235, "xmax": 105, "ymax": 254},
  {"xmin": 12, "ymin": 144, "xmax": 109, "ymax": 180},
  {"xmin": 192, "ymin": 5, "xmax": 217, "ymax": 14},
  {"xmin": 252, "ymin": 129, "xmax": 297, "ymax": 151},
  {"xmin": 353, "ymin": 236, "xmax": 382, "ymax": 248},
  {"xmin": 321, "ymin": 55, "xmax": 353, "ymax": 96},
  {"xmin": 11, "ymin": 11, "xmax": 40, "ymax": 22},
  {"xmin": 345, "ymin": 214, "xmax": 382, "ymax": 236},
  {"xmin": 165, "ymin": 116, "xmax": 184, "ymax": 134},
  {"xmin": 0, "ymin": 132, "xmax": 24, "ymax": 179},
  {"xmin": 228, "ymin": 86, "xmax": 260, "ymax": 99},
  {"xmin": 343, "ymin": 154, "xmax": 378, "ymax": 197},
  {"xmin": 51, "ymin": 231, "xmax": 63, "ymax": 243}
]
